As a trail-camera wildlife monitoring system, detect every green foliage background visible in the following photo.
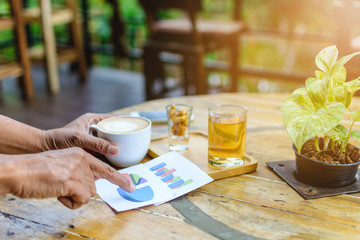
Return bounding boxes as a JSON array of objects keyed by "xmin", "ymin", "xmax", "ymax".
[{"xmin": 0, "ymin": 0, "xmax": 336, "ymax": 92}]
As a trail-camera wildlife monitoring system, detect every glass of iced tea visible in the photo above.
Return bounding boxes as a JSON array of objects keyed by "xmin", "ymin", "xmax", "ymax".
[
  {"xmin": 208, "ymin": 104, "xmax": 247, "ymax": 168},
  {"xmin": 166, "ymin": 104, "xmax": 193, "ymax": 151}
]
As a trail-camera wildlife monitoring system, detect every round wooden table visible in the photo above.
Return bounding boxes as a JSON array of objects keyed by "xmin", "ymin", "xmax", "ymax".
[{"xmin": 1, "ymin": 93, "xmax": 359, "ymax": 239}]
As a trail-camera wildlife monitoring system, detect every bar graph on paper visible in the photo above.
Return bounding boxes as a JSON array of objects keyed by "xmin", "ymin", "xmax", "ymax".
[{"xmin": 149, "ymin": 162, "xmax": 193, "ymax": 189}]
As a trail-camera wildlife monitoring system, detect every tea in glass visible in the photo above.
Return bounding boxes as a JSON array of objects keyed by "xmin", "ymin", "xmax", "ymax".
[{"xmin": 208, "ymin": 104, "xmax": 247, "ymax": 168}]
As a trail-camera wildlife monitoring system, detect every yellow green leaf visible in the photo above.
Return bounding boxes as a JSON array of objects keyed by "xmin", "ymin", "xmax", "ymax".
[
  {"xmin": 281, "ymin": 94, "xmax": 345, "ymax": 151},
  {"xmin": 332, "ymin": 51, "xmax": 360, "ymax": 76},
  {"xmin": 325, "ymin": 124, "xmax": 347, "ymax": 142},
  {"xmin": 315, "ymin": 45, "xmax": 338, "ymax": 74},
  {"xmin": 345, "ymin": 79, "xmax": 360, "ymax": 108},
  {"xmin": 351, "ymin": 131, "xmax": 360, "ymax": 141},
  {"xmin": 315, "ymin": 70, "xmax": 326, "ymax": 79},
  {"xmin": 327, "ymin": 85, "xmax": 347, "ymax": 106},
  {"xmin": 305, "ymin": 77, "xmax": 329, "ymax": 109},
  {"xmin": 291, "ymin": 87, "xmax": 307, "ymax": 96},
  {"xmin": 351, "ymin": 110, "xmax": 360, "ymax": 121},
  {"xmin": 331, "ymin": 66, "xmax": 347, "ymax": 86}
]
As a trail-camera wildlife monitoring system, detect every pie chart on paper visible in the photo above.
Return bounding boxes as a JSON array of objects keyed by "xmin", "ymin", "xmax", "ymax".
[{"xmin": 117, "ymin": 173, "xmax": 154, "ymax": 202}]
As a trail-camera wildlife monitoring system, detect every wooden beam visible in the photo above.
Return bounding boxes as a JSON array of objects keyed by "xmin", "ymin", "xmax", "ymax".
[
  {"xmin": 28, "ymin": 45, "xmax": 78, "ymax": 64},
  {"xmin": 0, "ymin": 18, "xmax": 14, "ymax": 31},
  {"xmin": 0, "ymin": 63, "xmax": 23, "ymax": 80},
  {"xmin": 22, "ymin": 8, "xmax": 74, "ymax": 25}
]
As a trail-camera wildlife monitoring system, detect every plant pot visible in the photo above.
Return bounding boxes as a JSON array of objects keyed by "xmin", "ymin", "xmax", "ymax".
[{"xmin": 293, "ymin": 144, "xmax": 360, "ymax": 188}]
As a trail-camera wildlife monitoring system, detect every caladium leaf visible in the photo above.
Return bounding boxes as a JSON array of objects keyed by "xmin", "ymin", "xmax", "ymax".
[
  {"xmin": 325, "ymin": 124, "xmax": 347, "ymax": 142},
  {"xmin": 345, "ymin": 78, "xmax": 360, "ymax": 93},
  {"xmin": 331, "ymin": 66, "xmax": 347, "ymax": 86},
  {"xmin": 315, "ymin": 45, "xmax": 338, "ymax": 74},
  {"xmin": 351, "ymin": 110, "xmax": 360, "ymax": 121},
  {"xmin": 351, "ymin": 131, "xmax": 360, "ymax": 142},
  {"xmin": 281, "ymin": 94, "xmax": 346, "ymax": 151},
  {"xmin": 315, "ymin": 70, "xmax": 326, "ymax": 79},
  {"xmin": 305, "ymin": 77, "xmax": 329, "ymax": 110},
  {"xmin": 332, "ymin": 51, "xmax": 360, "ymax": 76},
  {"xmin": 345, "ymin": 79, "xmax": 360, "ymax": 108},
  {"xmin": 328, "ymin": 85, "xmax": 347, "ymax": 106},
  {"xmin": 291, "ymin": 87, "xmax": 307, "ymax": 96},
  {"xmin": 305, "ymin": 77, "xmax": 317, "ymax": 87}
]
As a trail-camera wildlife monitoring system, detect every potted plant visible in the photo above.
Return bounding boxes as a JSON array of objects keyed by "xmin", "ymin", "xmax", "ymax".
[{"xmin": 281, "ymin": 45, "xmax": 360, "ymax": 188}]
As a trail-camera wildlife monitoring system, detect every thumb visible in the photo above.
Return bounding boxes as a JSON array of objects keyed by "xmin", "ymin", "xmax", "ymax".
[{"xmin": 80, "ymin": 134, "xmax": 119, "ymax": 155}]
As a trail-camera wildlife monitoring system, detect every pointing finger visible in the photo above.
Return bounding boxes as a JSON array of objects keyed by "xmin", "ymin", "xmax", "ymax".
[{"xmin": 86, "ymin": 154, "xmax": 135, "ymax": 192}]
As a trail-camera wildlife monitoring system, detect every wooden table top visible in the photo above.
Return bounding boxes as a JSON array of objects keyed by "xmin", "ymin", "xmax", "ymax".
[{"xmin": 1, "ymin": 93, "xmax": 360, "ymax": 239}]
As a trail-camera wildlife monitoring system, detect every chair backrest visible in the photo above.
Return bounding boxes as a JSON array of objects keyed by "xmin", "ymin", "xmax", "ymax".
[
  {"xmin": 140, "ymin": 0, "xmax": 242, "ymax": 21},
  {"xmin": 139, "ymin": 0, "xmax": 202, "ymax": 12},
  {"xmin": 139, "ymin": 0, "xmax": 242, "ymax": 44},
  {"xmin": 139, "ymin": 0, "xmax": 203, "ymax": 43}
]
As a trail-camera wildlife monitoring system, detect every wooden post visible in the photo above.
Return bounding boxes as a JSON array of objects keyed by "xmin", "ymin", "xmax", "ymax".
[
  {"xmin": 79, "ymin": 0, "xmax": 92, "ymax": 67},
  {"xmin": 10, "ymin": 0, "xmax": 34, "ymax": 99},
  {"xmin": 67, "ymin": 0, "xmax": 87, "ymax": 82},
  {"xmin": 40, "ymin": 0, "xmax": 60, "ymax": 94}
]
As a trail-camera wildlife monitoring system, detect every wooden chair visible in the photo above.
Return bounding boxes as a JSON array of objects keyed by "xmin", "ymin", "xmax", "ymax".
[
  {"xmin": 0, "ymin": 0, "xmax": 34, "ymax": 99},
  {"xmin": 139, "ymin": 0, "xmax": 246, "ymax": 100},
  {"xmin": 22, "ymin": 0, "xmax": 87, "ymax": 95}
]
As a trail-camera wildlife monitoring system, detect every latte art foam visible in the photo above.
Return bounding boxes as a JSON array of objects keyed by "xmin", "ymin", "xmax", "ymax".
[{"xmin": 98, "ymin": 117, "xmax": 149, "ymax": 133}]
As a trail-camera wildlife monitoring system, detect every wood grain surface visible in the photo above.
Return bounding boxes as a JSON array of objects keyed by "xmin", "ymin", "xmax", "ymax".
[{"xmin": 1, "ymin": 93, "xmax": 360, "ymax": 239}]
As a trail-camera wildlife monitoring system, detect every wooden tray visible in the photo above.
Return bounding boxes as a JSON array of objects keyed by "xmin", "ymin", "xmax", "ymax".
[{"xmin": 148, "ymin": 132, "xmax": 258, "ymax": 180}]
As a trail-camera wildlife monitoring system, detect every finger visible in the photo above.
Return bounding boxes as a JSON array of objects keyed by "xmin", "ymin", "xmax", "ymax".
[
  {"xmin": 69, "ymin": 189, "xmax": 91, "ymax": 209},
  {"xmin": 104, "ymin": 168, "xmax": 135, "ymax": 193},
  {"xmin": 80, "ymin": 133, "xmax": 119, "ymax": 155},
  {"xmin": 88, "ymin": 113, "xmax": 118, "ymax": 125},
  {"xmin": 58, "ymin": 196, "xmax": 77, "ymax": 209},
  {"xmin": 59, "ymin": 178, "xmax": 92, "ymax": 209},
  {"xmin": 58, "ymin": 196, "xmax": 86, "ymax": 209},
  {"xmin": 71, "ymin": 196, "xmax": 89, "ymax": 209},
  {"xmin": 81, "ymin": 161, "xmax": 97, "ymax": 197},
  {"xmin": 65, "ymin": 113, "xmax": 117, "ymax": 130},
  {"xmin": 86, "ymin": 155, "xmax": 135, "ymax": 192}
]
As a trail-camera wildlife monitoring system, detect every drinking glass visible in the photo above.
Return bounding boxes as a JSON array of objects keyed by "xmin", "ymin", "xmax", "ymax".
[
  {"xmin": 166, "ymin": 104, "xmax": 193, "ymax": 151},
  {"xmin": 208, "ymin": 104, "xmax": 247, "ymax": 168}
]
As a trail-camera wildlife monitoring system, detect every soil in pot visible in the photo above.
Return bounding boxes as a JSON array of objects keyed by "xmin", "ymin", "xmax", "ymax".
[
  {"xmin": 294, "ymin": 138, "xmax": 360, "ymax": 188},
  {"xmin": 301, "ymin": 138, "xmax": 360, "ymax": 164}
]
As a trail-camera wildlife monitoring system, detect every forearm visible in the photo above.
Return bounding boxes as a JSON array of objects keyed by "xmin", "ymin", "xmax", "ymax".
[
  {"xmin": 0, "ymin": 154, "xmax": 20, "ymax": 194},
  {"xmin": 0, "ymin": 115, "xmax": 45, "ymax": 154}
]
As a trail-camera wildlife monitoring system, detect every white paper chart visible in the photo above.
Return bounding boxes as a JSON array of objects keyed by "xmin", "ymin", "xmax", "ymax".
[{"xmin": 96, "ymin": 151, "xmax": 213, "ymax": 212}]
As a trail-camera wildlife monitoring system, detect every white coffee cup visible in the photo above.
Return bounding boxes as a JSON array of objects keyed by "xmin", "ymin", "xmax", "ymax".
[{"xmin": 90, "ymin": 116, "xmax": 152, "ymax": 168}]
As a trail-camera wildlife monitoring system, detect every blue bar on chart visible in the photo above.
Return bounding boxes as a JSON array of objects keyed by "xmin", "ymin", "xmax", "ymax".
[
  {"xmin": 149, "ymin": 162, "xmax": 193, "ymax": 190},
  {"xmin": 155, "ymin": 168, "xmax": 167, "ymax": 176},
  {"xmin": 168, "ymin": 176, "xmax": 181, "ymax": 183},
  {"xmin": 160, "ymin": 169, "xmax": 175, "ymax": 177},
  {"xmin": 150, "ymin": 162, "xmax": 166, "ymax": 171},
  {"xmin": 169, "ymin": 179, "xmax": 184, "ymax": 189},
  {"xmin": 174, "ymin": 179, "xmax": 193, "ymax": 189},
  {"xmin": 161, "ymin": 174, "xmax": 174, "ymax": 182}
]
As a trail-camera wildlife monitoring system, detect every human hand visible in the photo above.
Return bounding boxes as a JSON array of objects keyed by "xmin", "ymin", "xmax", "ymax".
[
  {"xmin": 6, "ymin": 148, "xmax": 135, "ymax": 209},
  {"xmin": 41, "ymin": 113, "xmax": 119, "ymax": 155}
]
